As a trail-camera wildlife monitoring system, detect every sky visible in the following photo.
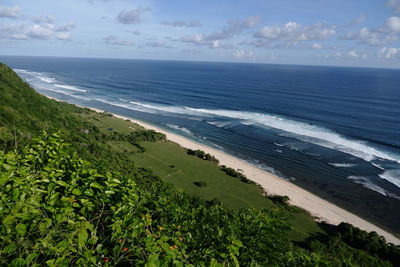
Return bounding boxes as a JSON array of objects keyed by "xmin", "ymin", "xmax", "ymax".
[{"xmin": 1, "ymin": 0, "xmax": 400, "ymax": 68}]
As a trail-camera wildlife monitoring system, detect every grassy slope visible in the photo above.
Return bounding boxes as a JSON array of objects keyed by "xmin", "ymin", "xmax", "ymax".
[{"xmin": 82, "ymin": 110, "xmax": 323, "ymax": 241}]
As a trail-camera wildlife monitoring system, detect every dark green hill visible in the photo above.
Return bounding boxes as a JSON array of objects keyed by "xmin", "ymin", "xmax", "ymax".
[{"xmin": 1, "ymin": 62, "xmax": 398, "ymax": 266}]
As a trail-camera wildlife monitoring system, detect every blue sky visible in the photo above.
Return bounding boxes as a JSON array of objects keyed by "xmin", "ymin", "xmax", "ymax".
[{"xmin": 1, "ymin": 0, "xmax": 400, "ymax": 68}]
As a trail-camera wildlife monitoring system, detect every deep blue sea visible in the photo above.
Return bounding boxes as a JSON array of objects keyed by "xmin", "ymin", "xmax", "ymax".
[{"xmin": 2, "ymin": 56, "xmax": 400, "ymax": 227}]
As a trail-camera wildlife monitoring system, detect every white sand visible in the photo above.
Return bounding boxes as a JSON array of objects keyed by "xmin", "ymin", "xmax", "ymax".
[{"xmin": 46, "ymin": 95, "xmax": 400, "ymax": 244}]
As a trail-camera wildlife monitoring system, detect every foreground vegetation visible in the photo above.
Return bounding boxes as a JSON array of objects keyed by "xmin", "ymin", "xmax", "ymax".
[{"xmin": 1, "ymin": 63, "xmax": 399, "ymax": 266}]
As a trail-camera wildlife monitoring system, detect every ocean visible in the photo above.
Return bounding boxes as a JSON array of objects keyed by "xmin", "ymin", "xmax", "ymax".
[{"xmin": 2, "ymin": 56, "xmax": 400, "ymax": 231}]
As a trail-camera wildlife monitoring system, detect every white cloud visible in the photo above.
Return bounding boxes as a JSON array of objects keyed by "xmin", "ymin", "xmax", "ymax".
[
  {"xmin": 255, "ymin": 22, "xmax": 336, "ymax": 47},
  {"xmin": 0, "ymin": 22, "xmax": 73, "ymax": 40},
  {"xmin": 311, "ymin": 43, "xmax": 323, "ymax": 49},
  {"xmin": 117, "ymin": 7, "xmax": 149, "ymax": 24},
  {"xmin": 385, "ymin": 16, "xmax": 400, "ymax": 32},
  {"xmin": 345, "ymin": 14, "xmax": 367, "ymax": 27},
  {"xmin": 103, "ymin": 35, "xmax": 134, "ymax": 46},
  {"xmin": 387, "ymin": 0, "xmax": 400, "ymax": 13},
  {"xmin": 233, "ymin": 49, "xmax": 254, "ymax": 58},
  {"xmin": 340, "ymin": 16, "xmax": 400, "ymax": 46},
  {"xmin": 56, "ymin": 23, "xmax": 75, "ymax": 32},
  {"xmin": 180, "ymin": 34, "xmax": 204, "ymax": 44},
  {"xmin": 0, "ymin": 23, "xmax": 27, "ymax": 39},
  {"xmin": 378, "ymin": 47, "xmax": 400, "ymax": 59},
  {"xmin": 26, "ymin": 24, "xmax": 54, "ymax": 39},
  {"xmin": 178, "ymin": 15, "xmax": 261, "ymax": 49},
  {"xmin": 205, "ymin": 15, "xmax": 262, "ymax": 41},
  {"xmin": 345, "ymin": 49, "xmax": 367, "ymax": 59},
  {"xmin": 162, "ymin": 21, "xmax": 202, "ymax": 28},
  {"xmin": 32, "ymin": 15, "xmax": 55, "ymax": 24},
  {"xmin": 0, "ymin": 5, "xmax": 20, "ymax": 18},
  {"xmin": 241, "ymin": 15, "xmax": 262, "ymax": 28}
]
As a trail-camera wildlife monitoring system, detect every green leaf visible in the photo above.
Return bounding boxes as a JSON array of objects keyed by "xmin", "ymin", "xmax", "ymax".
[
  {"xmin": 55, "ymin": 180, "xmax": 68, "ymax": 187},
  {"xmin": 16, "ymin": 223, "xmax": 27, "ymax": 236},
  {"xmin": 105, "ymin": 190, "xmax": 115, "ymax": 195},
  {"xmin": 72, "ymin": 188, "xmax": 82, "ymax": 195},
  {"xmin": 26, "ymin": 253, "xmax": 38, "ymax": 265},
  {"xmin": 78, "ymin": 229, "xmax": 89, "ymax": 248},
  {"xmin": 11, "ymin": 258, "xmax": 26, "ymax": 266},
  {"xmin": 3, "ymin": 244, "xmax": 17, "ymax": 254},
  {"xmin": 90, "ymin": 182, "xmax": 102, "ymax": 189}
]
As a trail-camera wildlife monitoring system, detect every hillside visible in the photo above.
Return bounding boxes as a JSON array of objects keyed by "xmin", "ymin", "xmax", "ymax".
[{"xmin": 1, "ymin": 62, "xmax": 399, "ymax": 266}]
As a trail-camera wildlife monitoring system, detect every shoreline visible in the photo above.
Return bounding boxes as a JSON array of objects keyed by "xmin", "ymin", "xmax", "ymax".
[{"xmin": 49, "ymin": 96, "xmax": 400, "ymax": 244}]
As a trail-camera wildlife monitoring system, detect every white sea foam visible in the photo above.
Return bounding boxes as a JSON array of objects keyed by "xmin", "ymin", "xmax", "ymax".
[
  {"xmin": 240, "ymin": 120, "xmax": 255, "ymax": 126},
  {"xmin": 371, "ymin": 162, "xmax": 385, "ymax": 170},
  {"xmin": 273, "ymin": 143, "xmax": 284, "ymax": 147},
  {"xmin": 166, "ymin": 124, "xmax": 193, "ymax": 135},
  {"xmin": 35, "ymin": 85, "xmax": 75, "ymax": 96},
  {"xmin": 54, "ymin": 84, "xmax": 87, "ymax": 92},
  {"xmin": 185, "ymin": 107, "xmax": 400, "ymax": 164},
  {"xmin": 70, "ymin": 95, "xmax": 93, "ymax": 101},
  {"xmin": 329, "ymin": 163, "xmax": 357, "ymax": 168},
  {"xmin": 378, "ymin": 170, "xmax": 400, "ymax": 188},
  {"xmin": 348, "ymin": 176, "xmax": 388, "ymax": 196},
  {"xmin": 38, "ymin": 76, "xmax": 56, "ymax": 83},
  {"xmin": 95, "ymin": 98, "xmax": 160, "ymax": 115},
  {"xmin": 206, "ymin": 121, "xmax": 231, "ymax": 128}
]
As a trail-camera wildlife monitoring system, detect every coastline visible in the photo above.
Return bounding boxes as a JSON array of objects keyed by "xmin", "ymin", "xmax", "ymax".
[{"xmin": 48, "ymin": 96, "xmax": 400, "ymax": 245}]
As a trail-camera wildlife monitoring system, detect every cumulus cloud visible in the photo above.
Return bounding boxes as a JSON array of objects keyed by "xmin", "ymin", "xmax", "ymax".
[
  {"xmin": 32, "ymin": 15, "xmax": 55, "ymax": 24},
  {"xmin": 178, "ymin": 34, "xmax": 232, "ymax": 49},
  {"xmin": 117, "ymin": 7, "xmax": 149, "ymax": 24},
  {"xmin": 311, "ymin": 43, "xmax": 323, "ymax": 49},
  {"xmin": 55, "ymin": 23, "xmax": 75, "ymax": 32},
  {"xmin": 233, "ymin": 49, "xmax": 254, "ymax": 58},
  {"xmin": 162, "ymin": 20, "xmax": 202, "ymax": 27},
  {"xmin": 205, "ymin": 15, "xmax": 262, "ymax": 41},
  {"xmin": 0, "ymin": 22, "xmax": 74, "ymax": 40},
  {"xmin": 330, "ymin": 49, "xmax": 368, "ymax": 59},
  {"xmin": 339, "ymin": 17, "xmax": 400, "ymax": 46},
  {"xmin": 384, "ymin": 16, "xmax": 400, "ymax": 32},
  {"xmin": 103, "ymin": 35, "xmax": 134, "ymax": 46},
  {"xmin": 378, "ymin": 47, "xmax": 400, "ymax": 59},
  {"xmin": 387, "ymin": 0, "xmax": 400, "ymax": 13},
  {"xmin": 0, "ymin": 5, "xmax": 20, "ymax": 18},
  {"xmin": 254, "ymin": 21, "xmax": 336, "ymax": 47},
  {"xmin": 345, "ymin": 14, "xmax": 367, "ymax": 27},
  {"xmin": 347, "ymin": 49, "xmax": 367, "ymax": 59},
  {"xmin": 178, "ymin": 15, "xmax": 261, "ymax": 48}
]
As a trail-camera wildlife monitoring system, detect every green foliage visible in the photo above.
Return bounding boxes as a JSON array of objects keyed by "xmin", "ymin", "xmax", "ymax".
[
  {"xmin": 0, "ymin": 133, "xmax": 292, "ymax": 265},
  {"xmin": 269, "ymin": 195, "xmax": 291, "ymax": 205},
  {"xmin": 335, "ymin": 223, "xmax": 400, "ymax": 266},
  {"xmin": 187, "ymin": 149, "xmax": 219, "ymax": 163},
  {"xmin": 220, "ymin": 165, "xmax": 254, "ymax": 184}
]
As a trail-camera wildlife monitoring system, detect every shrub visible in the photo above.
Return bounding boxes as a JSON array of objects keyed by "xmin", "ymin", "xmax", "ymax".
[
  {"xmin": 187, "ymin": 149, "xmax": 219, "ymax": 163},
  {"xmin": 220, "ymin": 165, "xmax": 254, "ymax": 184}
]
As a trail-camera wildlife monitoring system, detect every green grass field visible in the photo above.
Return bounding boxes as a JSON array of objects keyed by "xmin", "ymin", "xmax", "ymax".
[{"xmin": 80, "ymin": 110, "xmax": 324, "ymax": 241}]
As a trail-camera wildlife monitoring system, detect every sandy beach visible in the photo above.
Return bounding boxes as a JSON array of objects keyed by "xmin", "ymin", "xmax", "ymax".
[{"xmin": 46, "ymin": 95, "xmax": 400, "ymax": 244}]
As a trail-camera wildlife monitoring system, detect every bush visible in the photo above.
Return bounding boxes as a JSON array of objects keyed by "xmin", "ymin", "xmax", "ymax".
[
  {"xmin": 220, "ymin": 165, "xmax": 254, "ymax": 184},
  {"xmin": 187, "ymin": 149, "xmax": 219, "ymax": 163}
]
